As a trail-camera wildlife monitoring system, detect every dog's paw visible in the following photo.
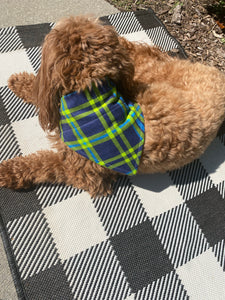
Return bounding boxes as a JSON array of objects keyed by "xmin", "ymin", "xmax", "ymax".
[
  {"xmin": 7, "ymin": 72, "xmax": 36, "ymax": 104},
  {"xmin": 8, "ymin": 73, "xmax": 25, "ymax": 95},
  {"xmin": 89, "ymin": 188, "xmax": 113, "ymax": 199},
  {"xmin": 88, "ymin": 179, "xmax": 115, "ymax": 198},
  {"xmin": 0, "ymin": 161, "xmax": 31, "ymax": 190},
  {"xmin": 0, "ymin": 163, "xmax": 13, "ymax": 188}
]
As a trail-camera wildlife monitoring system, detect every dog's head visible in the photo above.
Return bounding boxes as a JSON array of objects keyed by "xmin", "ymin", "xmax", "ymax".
[{"xmin": 34, "ymin": 16, "xmax": 134, "ymax": 131}]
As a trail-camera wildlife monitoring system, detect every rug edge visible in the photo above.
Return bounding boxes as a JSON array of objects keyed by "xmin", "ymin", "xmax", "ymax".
[{"xmin": 0, "ymin": 213, "xmax": 27, "ymax": 300}]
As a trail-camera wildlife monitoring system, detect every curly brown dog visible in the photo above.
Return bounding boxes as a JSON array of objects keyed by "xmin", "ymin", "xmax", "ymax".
[{"xmin": 1, "ymin": 16, "xmax": 225, "ymax": 197}]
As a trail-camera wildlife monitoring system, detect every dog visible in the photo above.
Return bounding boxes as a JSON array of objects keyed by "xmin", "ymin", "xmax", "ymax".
[{"xmin": 0, "ymin": 16, "xmax": 225, "ymax": 197}]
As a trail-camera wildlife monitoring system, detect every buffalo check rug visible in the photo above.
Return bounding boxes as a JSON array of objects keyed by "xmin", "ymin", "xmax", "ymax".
[{"xmin": 0, "ymin": 9, "xmax": 225, "ymax": 300}]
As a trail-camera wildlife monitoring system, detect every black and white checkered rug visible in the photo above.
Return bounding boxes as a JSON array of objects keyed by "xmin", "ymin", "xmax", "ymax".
[{"xmin": 0, "ymin": 9, "xmax": 225, "ymax": 300}]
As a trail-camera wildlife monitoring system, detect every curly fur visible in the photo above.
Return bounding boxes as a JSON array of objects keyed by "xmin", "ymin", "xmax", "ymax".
[{"xmin": 2, "ymin": 16, "xmax": 225, "ymax": 197}]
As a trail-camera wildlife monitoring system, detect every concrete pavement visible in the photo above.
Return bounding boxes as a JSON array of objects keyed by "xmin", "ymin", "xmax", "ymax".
[
  {"xmin": 1, "ymin": 0, "xmax": 118, "ymax": 27},
  {"xmin": 0, "ymin": 1, "xmax": 118, "ymax": 299}
]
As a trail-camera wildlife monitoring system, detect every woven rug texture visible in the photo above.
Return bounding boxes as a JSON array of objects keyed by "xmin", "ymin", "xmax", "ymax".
[{"xmin": 0, "ymin": 9, "xmax": 225, "ymax": 300}]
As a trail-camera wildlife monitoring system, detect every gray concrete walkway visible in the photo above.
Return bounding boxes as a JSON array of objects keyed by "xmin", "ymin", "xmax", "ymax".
[
  {"xmin": 1, "ymin": 0, "xmax": 118, "ymax": 27},
  {"xmin": 0, "ymin": 1, "xmax": 118, "ymax": 299}
]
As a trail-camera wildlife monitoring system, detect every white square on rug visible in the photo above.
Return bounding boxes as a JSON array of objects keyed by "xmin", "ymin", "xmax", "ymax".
[
  {"xmin": 199, "ymin": 137, "xmax": 225, "ymax": 185},
  {"xmin": 130, "ymin": 173, "xmax": 183, "ymax": 219},
  {"xmin": 43, "ymin": 192, "xmax": 108, "ymax": 261},
  {"xmin": 176, "ymin": 248, "xmax": 225, "ymax": 300},
  {"xmin": 122, "ymin": 30, "xmax": 154, "ymax": 45},
  {"xmin": 12, "ymin": 116, "xmax": 52, "ymax": 155},
  {"xmin": 0, "ymin": 49, "xmax": 34, "ymax": 87}
]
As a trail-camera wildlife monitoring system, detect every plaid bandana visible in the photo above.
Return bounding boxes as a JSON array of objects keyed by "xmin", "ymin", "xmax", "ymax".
[{"xmin": 59, "ymin": 80, "xmax": 145, "ymax": 175}]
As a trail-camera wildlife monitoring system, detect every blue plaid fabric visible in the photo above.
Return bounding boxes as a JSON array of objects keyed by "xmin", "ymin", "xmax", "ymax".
[{"xmin": 59, "ymin": 80, "xmax": 145, "ymax": 175}]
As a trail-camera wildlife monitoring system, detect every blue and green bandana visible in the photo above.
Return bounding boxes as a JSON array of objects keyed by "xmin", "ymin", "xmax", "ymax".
[{"xmin": 59, "ymin": 80, "xmax": 145, "ymax": 175}]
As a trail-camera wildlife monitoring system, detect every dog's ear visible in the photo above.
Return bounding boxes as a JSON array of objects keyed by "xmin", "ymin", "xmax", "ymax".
[
  {"xmin": 32, "ymin": 23, "xmax": 92, "ymax": 132},
  {"xmin": 33, "ymin": 31, "xmax": 63, "ymax": 131}
]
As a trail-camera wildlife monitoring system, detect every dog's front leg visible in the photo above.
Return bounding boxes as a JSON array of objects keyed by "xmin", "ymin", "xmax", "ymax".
[
  {"xmin": 8, "ymin": 72, "xmax": 37, "ymax": 105},
  {"xmin": 0, "ymin": 151, "xmax": 117, "ymax": 197},
  {"xmin": 0, "ymin": 151, "xmax": 66, "ymax": 190}
]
